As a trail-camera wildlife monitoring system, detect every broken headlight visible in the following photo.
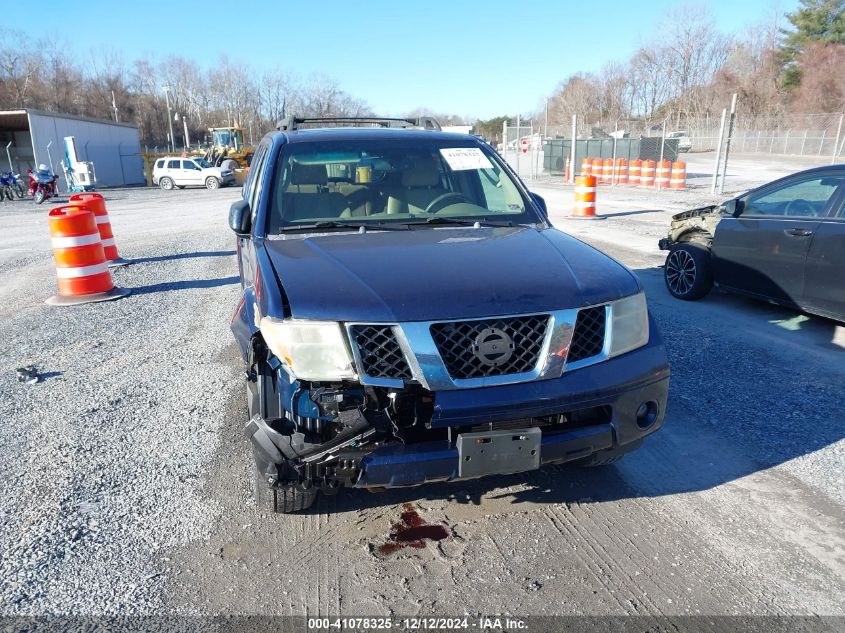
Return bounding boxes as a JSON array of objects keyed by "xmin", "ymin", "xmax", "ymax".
[
  {"xmin": 259, "ymin": 317, "xmax": 357, "ymax": 382},
  {"xmin": 608, "ymin": 292, "xmax": 649, "ymax": 358}
]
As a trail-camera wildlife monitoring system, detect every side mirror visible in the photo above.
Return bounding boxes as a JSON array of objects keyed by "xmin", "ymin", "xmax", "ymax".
[
  {"xmin": 530, "ymin": 192, "xmax": 548, "ymax": 218},
  {"xmin": 229, "ymin": 199, "xmax": 251, "ymax": 236},
  {"xmin": 722, "ymin": 198, "xmax": 739, "ymax": 216}
]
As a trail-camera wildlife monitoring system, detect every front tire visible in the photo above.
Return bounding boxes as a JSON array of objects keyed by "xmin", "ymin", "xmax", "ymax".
[
  {"xmin": 205, "ymin": 176, "xmax": 220, "ymax": 190},
  {"xmin": 254, "ymin": 471, "xmax": 318, "ymax": 514},
  {"xmin": 14, "ymin": 184, "xmax": 24, "ymax": 199},
  {"xmin": 159, "ymin": 177, "xmax": 174, "ymax": 191},
  {"xmin": 247, "ymin": 377, "xmax": 318, "ymax": 514},
  {"xmin": 664, "ymin": 243, "xmax": 713, "ymax": 300},
  {"xmin": 34, "ymin": 189, "xmax": 45, "ymax": 204}
]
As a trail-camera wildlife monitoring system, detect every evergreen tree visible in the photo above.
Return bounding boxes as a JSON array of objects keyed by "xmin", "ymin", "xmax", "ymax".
[{"xmin": 779, "ymin": 0, "xmax": 845, "ymax": 89}]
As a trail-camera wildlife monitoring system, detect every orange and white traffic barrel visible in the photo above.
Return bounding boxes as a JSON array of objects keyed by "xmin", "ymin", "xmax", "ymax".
[
  {"xmin": 639, "ymin": 160, "xmax": 656, "ymax": 187},
  {"xmin": 591, "ymin": 158, "xmax": 603, "ymax": 182},
  {"xmin": 68, "ymin": 192, "xmax": 130, "ymax": 267},
  {"xmin": 615, "ymin": 158, "xmax": 628, "ymax": 184},
  {"xmin": 581, "ymin": 157, "xmax": 592, "ymax": 176},
  {"xmin": 601, "ymin": 158, "xmax": 613, "ymax": 184},
  {"xmin": 564, "ymin": 157, "xmax": 571, "ymax": 181},
  {"xmin": 628, "ymin": 159, "xmax": 642, "ymax": 186},
  {"xmin": 571, "ymin": 175, "xmax": 605, "ymax": 220},
  {"xmin": 46, "ymin": 205, "xmax": 130, "ymax": 306},
  {"xmin": 670, "ymin": 161, "xmax": 686, "ymax": 190},
  {"xmin": 656, "ymin": 160, "xmax": 671, "ymax": 189}
]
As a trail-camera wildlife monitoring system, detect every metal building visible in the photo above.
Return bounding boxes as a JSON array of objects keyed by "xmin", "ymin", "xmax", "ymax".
[{"xmin": 0, "ymin": 109, "xmax": 145, "ymax": 188}]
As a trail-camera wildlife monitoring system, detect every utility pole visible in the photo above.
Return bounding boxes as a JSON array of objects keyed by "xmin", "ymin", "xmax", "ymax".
[
  {"xmin": 658, "ymin": 119, "xmax": 666, "ymax": 189},
  {"xmin": 175, "ymin": 112, "xmax": 190, "ymax": 150},
  {"xmin": 832, "ymin": 114, "xmax": 844, "ymax": 165},
  {"xmin": 163, "ymin": 85, "xmax": 175, "ymax": 153},
  {"xmin": 718, "ymin": 93, "xmax": 738, "ymax": 195},
  {"xmin": 711, "ymin": 108, "xmax": 727, "ymax": 194},
  {"xmin": 111, "ymin": 90, "xmax": 119, "ymax": 123},
  {"xmin": 544, "ymin": 98, "xmax": 549, "ymax": 139},
  {"xmin": 612, "ymin": 120, "xmax": 619, "ymax": 186},
  {"xmin": 569, "ymin": 114, "xmax": 577, "ymax": 184}
]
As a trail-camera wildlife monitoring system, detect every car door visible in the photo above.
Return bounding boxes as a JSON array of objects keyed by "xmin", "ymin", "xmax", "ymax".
[
  {"xmin": 165, "ymin": 159, "xmax": 181, "ymax": 184},
  {"xmin": 802, "ymin": 177, "xmax": 845, "ymax": 320},
  {"xmin": 181, "ymin": 160, "xmax": 202, "ymax": 186},
  {"xmin": 711, "ymin": 172, "xmax": 843, "ymax": 306}
]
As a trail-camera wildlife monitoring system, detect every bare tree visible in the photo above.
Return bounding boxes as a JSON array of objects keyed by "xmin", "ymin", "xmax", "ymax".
[
  {"xmin": 260, "ymin": 67, "xmax": 296, "ymax": 124},
  {"xmin": 0, "ymin": 28, "xmax": 44, "ymax": 108},
  {"xmin": 660, "ymin": 4, "xmax": 731, "ymax": 124},
  {"xmin": 628, "ymin": 47, "xmax": 674, "ymax": 117},
  {"xmin": 711, "ymin": 19, "xmax": 784, "ymax": 119},
  {"xmin": 790, "ymin": 41, "xmax": 845, "ymax": 112},
  {"xmin": 547, "ymin": 73, "xmax": 602, "ymax": 127}
]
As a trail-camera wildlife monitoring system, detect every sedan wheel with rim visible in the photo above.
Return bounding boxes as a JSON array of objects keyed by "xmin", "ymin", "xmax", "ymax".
[
  {"xmin": 205, "ymin": 176, "xmax": 220, "ymax": 190},
  {"xmin": 664, "ymin": 242, "xmax": 713, "ymax": 300},
  {"xmin": 159, "ymin": 177, "xmax": 174, "ymax": 191}
]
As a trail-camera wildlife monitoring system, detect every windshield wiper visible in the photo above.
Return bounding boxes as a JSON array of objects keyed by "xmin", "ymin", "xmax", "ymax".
[
  {"xmin": 279, "ymin": 220, "xmax": 408, "ymax": 233},
  {"xmin": 403, "ymin": 217, "xmax": 516, "ymax": 228}
]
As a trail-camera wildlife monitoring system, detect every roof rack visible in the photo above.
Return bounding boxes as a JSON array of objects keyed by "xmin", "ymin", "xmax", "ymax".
[{"xmin": 276, "ymin": 115, "xmax": 441, "ymax": 132}]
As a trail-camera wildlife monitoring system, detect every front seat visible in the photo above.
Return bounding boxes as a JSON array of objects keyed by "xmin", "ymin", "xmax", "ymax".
[
  {"xmin": 386, "ymin": 156, "xmax": 447, "ymax": 214},
  {"xmin": 273, "ymin": 163, "xmax": 350, "ymax": 228}
]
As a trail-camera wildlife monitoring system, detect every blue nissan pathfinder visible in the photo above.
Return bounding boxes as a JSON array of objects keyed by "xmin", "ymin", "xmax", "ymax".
[{"xmin": 229, "ymin": 116, "xmax": 669, "ymax": 512}]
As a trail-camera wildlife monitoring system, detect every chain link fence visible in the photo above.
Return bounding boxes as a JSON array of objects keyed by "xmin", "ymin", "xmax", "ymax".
[
  {"xmin": 496, "ymin": 109, "xmax": 844, "ymax": 186},
  {"xmin": 500, "ymin": 122, "xmax": 543, "ymax": 179},
  {"xmin": 544, "ymin": 113, "xmax": 845, "ymax": 158}
]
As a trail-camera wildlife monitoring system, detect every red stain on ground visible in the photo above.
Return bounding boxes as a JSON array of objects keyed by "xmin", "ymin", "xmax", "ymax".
[{"xmin": 377, "ymin": 503, "xmax": 450, "ymax": 555}]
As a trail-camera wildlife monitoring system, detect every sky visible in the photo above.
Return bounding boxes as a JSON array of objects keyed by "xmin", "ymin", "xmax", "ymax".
[{"xmin": 14, "ymin": 0, "xmax": 797, "ymax": 120}]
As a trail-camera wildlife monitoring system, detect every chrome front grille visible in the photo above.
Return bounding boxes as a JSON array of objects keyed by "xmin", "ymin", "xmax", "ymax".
[
  {"xmin": 429, "ymin": 315, "xmax": 550, "ymax": 380},
  {"xmin": 568, "ymin": 306, "xmax": 606, "ymax": 362},
  {"xmin": 350, "ymin": 325, "xmax": 412, "ymax": 379},
  {"xmin": 348, "ymin": 305, "xmax": 606, "ymax": 390}
]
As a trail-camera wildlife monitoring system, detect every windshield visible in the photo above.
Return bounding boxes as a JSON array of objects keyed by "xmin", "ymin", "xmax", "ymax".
[
  {"xmin": 213, "ymin": 129, "xmax": 244, "ymax": 150},
  {"xmin": 193, "ymin": 158, "xmax": 211, "ymax": 168},
  {"xmin": 267, "ymin": 139, "xmax": 538, "ymax": 233}
]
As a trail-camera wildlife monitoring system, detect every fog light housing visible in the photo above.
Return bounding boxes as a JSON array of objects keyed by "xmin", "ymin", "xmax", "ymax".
[{"xmin": 636, "ymin": 401, "xmax": 659, "ymax": 429}]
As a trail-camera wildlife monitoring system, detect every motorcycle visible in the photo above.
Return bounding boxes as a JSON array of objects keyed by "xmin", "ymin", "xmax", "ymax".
[
  {"xmin": 27, "ymin": 166, "xmax": 59, "ymax": 204},
  {"xmin": 0, "ymin": 171, "xmax": 25, "ymax": 200}
]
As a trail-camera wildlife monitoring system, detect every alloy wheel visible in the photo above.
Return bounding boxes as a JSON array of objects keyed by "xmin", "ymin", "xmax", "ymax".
[{"xmin": 666, "ymin": 249, "xmax": 697, "ymax": 296}]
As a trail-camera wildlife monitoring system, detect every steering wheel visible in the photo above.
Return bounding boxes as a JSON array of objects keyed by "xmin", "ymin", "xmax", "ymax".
[
  {"xmin": 784, "ymin": 198, "xmax": 816, "ymax": 217},
  {"xmin": 425, "ymin": 192, "xmax": 468, "ymax": 213}
]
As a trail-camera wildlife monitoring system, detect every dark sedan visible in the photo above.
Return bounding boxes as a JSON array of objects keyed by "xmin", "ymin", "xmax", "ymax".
[{"xmin": 658, "ymin": 165, "xmax": 845, "ymax": 322}]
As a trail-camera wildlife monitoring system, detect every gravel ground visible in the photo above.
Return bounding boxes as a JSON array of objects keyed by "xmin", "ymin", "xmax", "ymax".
[
  {"xmin": 0, "ymin": 181, "xmax": 842, "ymax": 620},
  {"xmin": 0, "ymin": 188, "xmax": 242, "ymax": 614}
]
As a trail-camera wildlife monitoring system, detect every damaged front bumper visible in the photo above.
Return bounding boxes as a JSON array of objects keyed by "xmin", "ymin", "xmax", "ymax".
[
  {"xmin": 660, "ymin": 204, "xmax": 724, "ymax": 250},
  {"xmin": 245, "ymin": 328, "xmax": 669, "ymax": 490}
]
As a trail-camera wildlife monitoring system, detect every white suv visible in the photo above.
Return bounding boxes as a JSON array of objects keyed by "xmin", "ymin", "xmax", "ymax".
[{"xmin": 152, "ymin": 157, "xmax": 235, "ymax": 190}]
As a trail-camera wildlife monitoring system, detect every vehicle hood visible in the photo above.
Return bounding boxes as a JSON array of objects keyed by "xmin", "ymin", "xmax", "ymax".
[
  {"xmin": 262, "ymin": 226, "xmax": 640, "ymax": 322},
  {"xmin": 671, "ymin": 204, "xmax": 720, "ymax": 221}
]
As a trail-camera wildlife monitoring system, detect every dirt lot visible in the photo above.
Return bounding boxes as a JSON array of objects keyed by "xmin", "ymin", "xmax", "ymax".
[{"xmin": 0, "ymin": 178, "xmax": 843, "ymax": 623}]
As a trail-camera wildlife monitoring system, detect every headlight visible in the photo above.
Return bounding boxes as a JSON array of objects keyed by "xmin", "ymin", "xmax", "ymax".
[
  {"xmin": 259, "ymin": 317, "xmax": 356, "ymax": 381},
  {"xmin": 608, "ymin": 292, "xmax": 649, "ymax": 357}
]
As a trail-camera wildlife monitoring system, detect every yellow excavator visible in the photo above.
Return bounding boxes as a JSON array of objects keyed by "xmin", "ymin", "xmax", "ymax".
[{"xmin": 202, "ymin": 127, "xmax": 254, "ymax": 168}]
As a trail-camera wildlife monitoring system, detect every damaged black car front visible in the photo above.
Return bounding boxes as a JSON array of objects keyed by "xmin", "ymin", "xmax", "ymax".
[{"xmin": 231, "ymin": 124, "xmax": 670, "ymax": 513}]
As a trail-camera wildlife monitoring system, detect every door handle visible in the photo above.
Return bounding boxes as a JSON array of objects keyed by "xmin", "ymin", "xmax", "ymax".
[{"xmin": 785, "ymin": 228, "xmax": 813, "ymax": 237}]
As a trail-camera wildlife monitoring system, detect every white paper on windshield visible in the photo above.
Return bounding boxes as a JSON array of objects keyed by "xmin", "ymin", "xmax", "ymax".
[{"xmin": 439, "ymin": 148, "xmax": 493, "ymax": 171}]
